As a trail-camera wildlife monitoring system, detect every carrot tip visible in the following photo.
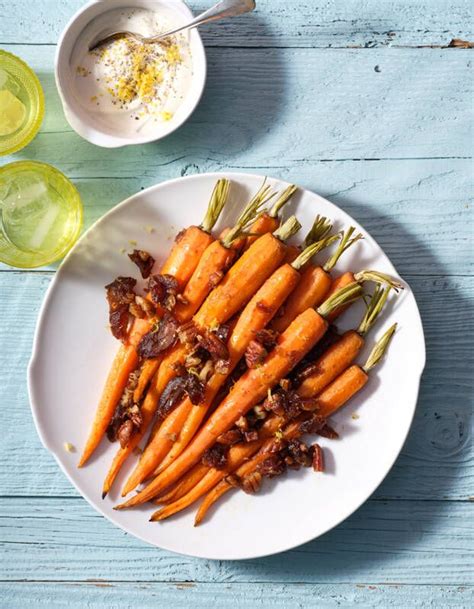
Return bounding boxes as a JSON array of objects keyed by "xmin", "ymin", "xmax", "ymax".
[{"xmin": 102, "ymin": 491, "xmax": 107, "ymax": 500}]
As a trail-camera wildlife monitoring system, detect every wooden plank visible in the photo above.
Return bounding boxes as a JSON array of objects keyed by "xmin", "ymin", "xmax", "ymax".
[
  {"xmin": 0, "ymin": 272, "xmax": 472, "ymax": 499},
  {"xmin": 1, "ymin": 158, "xmax": 472, "ymax": 275},
  {"xmin": 0, "ymin": 0, "xmax": 472, "ymax": 48},
  {"xmin": 0, "ymin": 582, "xmax": 472, "ymax": 609},
  {"xmin": 1, "ymin": 158, "xmax": 472, "ymax": 276},
  {"xmin": 0, "ymin": 497, "xmax": 472, "ymax": 583},
  {"xmin": 2, "ymin": 45, "xmax": 472, "ymax": 160}
]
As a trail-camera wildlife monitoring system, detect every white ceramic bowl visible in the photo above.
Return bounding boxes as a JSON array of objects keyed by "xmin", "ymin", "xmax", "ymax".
[{"xmin": 55, "ymin": 0, "xmax": 207, "ymax": 148}]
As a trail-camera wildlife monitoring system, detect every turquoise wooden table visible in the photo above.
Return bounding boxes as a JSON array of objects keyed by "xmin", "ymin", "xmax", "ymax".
[{"xmin": 1, "ymin": 1, "xmax": 473, "ymax": 606}]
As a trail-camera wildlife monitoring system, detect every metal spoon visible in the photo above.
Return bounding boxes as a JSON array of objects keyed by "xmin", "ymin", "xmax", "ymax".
[{"xmin": 88, "ymin": 0, "xmax": 256, "ymax": 51}]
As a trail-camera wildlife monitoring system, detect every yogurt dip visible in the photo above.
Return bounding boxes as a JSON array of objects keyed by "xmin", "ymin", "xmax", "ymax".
[{"xmin": 70, "ymin": 6, "xmax": 193, "ymax": 138}]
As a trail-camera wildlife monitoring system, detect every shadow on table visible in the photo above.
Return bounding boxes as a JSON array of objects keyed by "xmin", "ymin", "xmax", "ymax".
[{"xmin": 222, "ymin": 196, "xmax": 473, "ymax": 577}]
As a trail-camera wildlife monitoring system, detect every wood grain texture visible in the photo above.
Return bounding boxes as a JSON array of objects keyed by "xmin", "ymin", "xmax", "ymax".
[
  {"xmin": 1, "ymin": 0, "xmax": 473, "ymax": 48},
  {"xmin": 0, "ymin": 583, "xmax": 472, "ymax": 609},
  {"xmin": 1, "ymin": 272, "xmax": 472, "ymax": 499},
  {"xmin": 1, "ymin": 158, "xmax": 472, "ymax": 275},
  {"xmin": 1, "ymin": 498, "xmax": 473, "ymax": 584},
  {"xmin": 3, "ymin": 44, "xmax": 472, "ymax": 161}
]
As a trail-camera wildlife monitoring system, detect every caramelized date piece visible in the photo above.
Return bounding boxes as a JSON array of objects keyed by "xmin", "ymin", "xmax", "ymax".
[
  {"xmin": 137, "ymin": 313, "xmax": 178, "ymax": 359},
  {"xmin": 128, "ymin": 249, "xmax": 155, "ymax": 279},
  {"xmin": 202, "ymin": 444, "xmax": 229, "ymax": 469},
  {"xmin": 105, "ymin": 277, "xmax": 137, "ymax": 340},
  {"xmin": 148, "ymin": 274, "xmax": 179, "ymax": 310}
]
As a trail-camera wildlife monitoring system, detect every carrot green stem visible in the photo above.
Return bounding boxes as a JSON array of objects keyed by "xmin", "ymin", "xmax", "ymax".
[
  {"xmin": 273, "ymin": 215, "xmax": 302, "ymax": 242},
  {"xmin": 200, "ymin": 179, "xmax": 231, "ymax": 233},
  {"xmin": 354, "ymin": 270, "xmax": 404, "ymax": 292},
  {"xmin": 357, "ymin": 285, "xmax": 392, "ymax": 336},
  {"xmin": 363, "ymin": 323, "xmax": 397, "ymax": 373},
  {"xmin": 317, "ymin": 281, "xmax": 364, "ymax": 319},
  {"xmin": 268, "ymin": 184, "xmax": 298, "ymax": 218},
  {"xmin": 291, "ymin": 234, "xmax": 339, "ymax": 270},
  {"xmin": 304, "ymin": 216, "xmax": 333, "ymax": 248},
  {"xmin": 221, "ymin": 182, "xmax": 275, "ymax": 248},
  {"xmin": 323, "ymin": 226, "xmax": 363, "ymax": 272}
]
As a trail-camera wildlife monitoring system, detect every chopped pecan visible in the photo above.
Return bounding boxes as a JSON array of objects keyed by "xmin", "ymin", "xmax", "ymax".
[
  {"xmin": 235, "ymin": 416, "xmax": 249, "ymax": 432},
  {"xmin": 299, "ymin": 397, "xmax": 319, "ymax": 412},
  {"xmin": 286, "ymin": 439, "xmax": 312, "ymax": 468},
  {"xmin": 105, "ymin": 277, "xmax": 137, "ymax": 340},
  {"xmin": 263, "ymin": 390, "xmax": 302, "ymax": 420},
  {"xmin": 178, "ymin": 320, "xmax": 199, "ymax": 345},
  {"xmin": 137, "ymin": 313, "xmax": 178, "ymax": 359},
  {"xmin": 244, "ymin": 430, "xmax": 259, "ymax": 443},
  {"xmin": 224, "ymin": 473, "xmax": 241, "ymax": 488},
  {"xmin": 198, "ymin": 331, "xmax": 229, "ymax": 362},
  {"xmin": 131, "ymin": 295, "xmax": 155, "ymax": 319},
  {"xmin": 245, "ymin": 339, "xmax": 267, "ymax": 369},
  {"xmin": 263, "ymin": 392, "xmax": 285, "ymax": 416},
  {"xmin": 279, "ymin": 378, "xmax": 291, "ymax": 392},
  {"xmin": 258, "ymin": 454, "xmax": 286, "ymax": 478},
  {"xmin": 129, "ymin": 301, "xmax": 145, "ymax": 319},
  {"xmin": 267, "ymin": 438, "xmax": 288, "ymax": 454},
  {"xmin": 106, "ymin": 369, "xmax": 141, "ymax": 442},
  {"xmin": 147, "ymin": 274, "xmax": 179, "ymax": 310},
  {"xmin": 312, "ymin": 444, "xmax": 324, "ymax": 472},
  {"xmin": 128, "ymin": 249, "xmax": 155, "ymax": 279},
  {"xmin": 298, "ymin": 414, "xmax": 327, "ymax": 435},
  {"xmin": 214, "ymin": 358, "xmax": 231, "ymax": 375},
  {"xmin": 198, "ymin": 359, "xmax": 214, "ymax": 382},
  {"xmin": 217, "ymin": 429, "xmax": 243, "ymax": 446},
  {"xmin": 241, "ymin": 471, "xmax": 262, "ymax": 494},
  {"xmin": 253, "ymin": 404, "xmax": 267, "ymax": 420},
  {"xmin": 202, "ymin": 444, "xmax": 228, "ymax": 469}
]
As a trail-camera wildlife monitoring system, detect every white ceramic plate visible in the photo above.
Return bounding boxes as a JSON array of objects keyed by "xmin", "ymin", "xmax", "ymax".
[{"xmin": 28, "ymin": 172, "xmax": 426, "ymax": 560}]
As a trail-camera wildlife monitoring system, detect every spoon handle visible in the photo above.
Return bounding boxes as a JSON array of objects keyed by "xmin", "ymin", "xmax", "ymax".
[{"xmin": 146, "ymin": 0, "xmax": 256, "ymax": 42}]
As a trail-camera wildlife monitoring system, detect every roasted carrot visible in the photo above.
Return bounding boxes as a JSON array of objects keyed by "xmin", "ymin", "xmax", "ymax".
[
  {"xmin": 116, "ymin": 281, "xmax": 364, "ymax": 509},
  {"xmin": 122, "ymin": 232, "xmax": 335, "ymax": 495},
  {"xmin": 173, "ymin": 181, "xmax": 274, "ymax": 323},
  {"xmin": 306, "ymin": 321, "xmax": 398, "ymax": 418},
  {"xmin": 244, "ymin": 184, "xmax": 297, "ymax": 248},
  {"xmin": 297, "ymin": 284, "xmax": 392, "ymax": 398},
  {"xmin": 154, "ymin": 287, "xmax": 393, "ymax": 513},
  {"xmin": 155, "ymin": 415, "xmax": 304, "ymax": 522},
  {"xmin": 194, "ymin": 323, "xmax": 397, "ymax": 524},
  {"xmin": 152, "ymin": 286, "xmax": 397, "ymax": 520},
  {"xmin": 153, "ymin": 462, "xmax": 216, "ymax": 505},
  {"xmin": 103, "ymin": 212, "xmax": 300, "ymax": 496},
  {"xmin": 272, "ymin": 227, "xmax": 363, "ymax": 332},
  {"xmin": 78, "ymin": 180, "xmax": 229, "ymax": 467},
  {"xmin": 132, "ymin": 217, "xmax": 300, "ymax": 431},
  {"xmin": 131, "ymin": 182, "xmax": 272, "ymax": 405}
]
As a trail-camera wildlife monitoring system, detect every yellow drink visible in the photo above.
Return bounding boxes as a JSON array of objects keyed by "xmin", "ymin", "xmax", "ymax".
[
  {"xmin": 0, "ymin": 161, "xmax": 83, "ymax": 268},
  {"xmin": 0, "ymin": 50, "xmax": 44, "ymax": 155}
]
